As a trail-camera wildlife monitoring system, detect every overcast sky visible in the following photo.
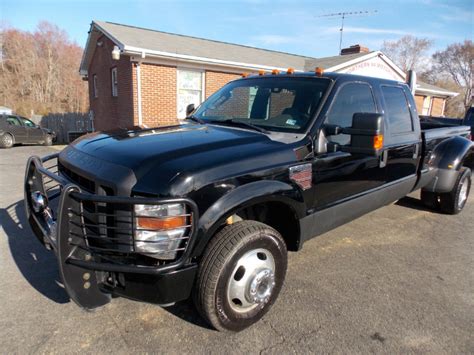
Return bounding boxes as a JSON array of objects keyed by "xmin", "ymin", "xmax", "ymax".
[{"xmin": 2, "ymin": 0, "xmax": 472, "ymax": 58}]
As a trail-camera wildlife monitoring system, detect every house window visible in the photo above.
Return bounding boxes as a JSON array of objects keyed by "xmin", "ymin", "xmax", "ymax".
[
  {"xmin": 177, "ymin": 69, "xmax": 204, "ymax": 119},
  {"xmin": 93, "ymin": 74, "xmax": 98, "ymax": 98},
  {"xmin": 422, "ymin": 96, "xmax": 432, "ymax": 115},
  {"xmin": 111, "ymin": 67, "xmax": 118, "ymax": 97}
]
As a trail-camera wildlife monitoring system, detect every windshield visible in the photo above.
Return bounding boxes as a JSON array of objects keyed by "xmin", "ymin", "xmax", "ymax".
[{"xmin": 193, "ymin": 77, "xmax": 330, "ymax": 133}]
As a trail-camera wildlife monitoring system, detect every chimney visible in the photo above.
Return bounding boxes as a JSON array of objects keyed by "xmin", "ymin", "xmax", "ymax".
[{"xmin": 340, "ymin": 44, "xmax": 369, "ymax": 55}]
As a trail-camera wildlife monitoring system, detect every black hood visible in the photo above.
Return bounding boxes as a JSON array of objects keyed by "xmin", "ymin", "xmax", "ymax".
[{"xmin": 60, "ymin": 124, "xmax": 297, "ymax": 196}]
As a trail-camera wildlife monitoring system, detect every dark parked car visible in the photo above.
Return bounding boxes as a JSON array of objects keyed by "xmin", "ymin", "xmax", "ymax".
[
  {"xmin": 0, "ymin": 114, "xmax": 55, "ymax": 148},
  {"xmin": 24, "ymin": 72, "xmax": 473, "ymax": 332}
]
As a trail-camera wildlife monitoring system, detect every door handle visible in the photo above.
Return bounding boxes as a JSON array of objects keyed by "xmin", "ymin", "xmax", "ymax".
[{"xmin": 379, "ymin": 150, "xmax": 388, "ymax": 168}]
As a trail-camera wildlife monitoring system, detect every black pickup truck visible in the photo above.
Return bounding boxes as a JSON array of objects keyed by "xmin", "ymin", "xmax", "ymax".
[{"xmin": 24, "ymin": 72, "xmax": 473, "ymax": 332}]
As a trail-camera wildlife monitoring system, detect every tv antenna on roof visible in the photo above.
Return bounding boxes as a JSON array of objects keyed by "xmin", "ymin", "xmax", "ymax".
[{"xmin": 317, "ymin": 10, "xmax": 378, "ymax": 54}]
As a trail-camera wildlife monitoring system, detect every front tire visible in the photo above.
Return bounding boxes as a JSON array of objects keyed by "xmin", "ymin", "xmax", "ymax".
[
  {"xmin": 194, "ymin": 221, "xmax": 287, "ymax": 332},
  {"xmin": 0, "ymin": 133, "xmax": 14, "ymax": 148},
  {"xmin": 439, "ymin": 167, "xmax": 471, "ymax": 214}
]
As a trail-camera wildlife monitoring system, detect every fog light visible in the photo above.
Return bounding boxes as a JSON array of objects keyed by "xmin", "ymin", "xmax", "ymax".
[
  {"xmin": 31, "ymin": 191, "xmax": 46, "ymax": 213},
  {"xmin": 134, "ymin": 203, "xmax": 189, "ymax": 260}
]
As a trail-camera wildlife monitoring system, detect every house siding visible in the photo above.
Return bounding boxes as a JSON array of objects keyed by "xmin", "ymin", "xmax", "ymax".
[
  {"xmin": 414, "ymin": 95, "xmax": 425, "ymax": 115},
  {"xmin": 431, "ymin": 97, "xmax": 444, "ymax": 116},
  {"xmin": 205, "ymin": 71, "xmax": 241, "ymax": 98},
  {"xmin": 137, "ymin": 63, "xmax": 178, "ymax": 127},
  {"xmin": 88, "ymin": 36, "xmax": 135, "ymax": 131}
]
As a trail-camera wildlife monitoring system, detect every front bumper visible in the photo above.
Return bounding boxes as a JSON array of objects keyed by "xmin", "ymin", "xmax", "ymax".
[{"xmin": 24, "ymin": 154, "xmax": 199, "ymax": 309}]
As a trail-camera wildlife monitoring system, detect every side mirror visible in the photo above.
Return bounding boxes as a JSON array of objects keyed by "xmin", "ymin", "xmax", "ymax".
[
  {"xmin": 342, "ymin": 113, "xmax": 384, "ymax": 156},
  {"xmin": 186, "ymin": 103, "xmax": 195, "ymax": 117}
]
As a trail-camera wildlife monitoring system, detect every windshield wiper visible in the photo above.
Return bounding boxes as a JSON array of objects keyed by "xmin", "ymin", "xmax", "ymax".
[
  {"xmin": 186, "ymin": 115, "xmax": 205, "ymax": 124},
  {"xmin": 208, "ymin": 119, "xmax": 269, "ymax": 134}
]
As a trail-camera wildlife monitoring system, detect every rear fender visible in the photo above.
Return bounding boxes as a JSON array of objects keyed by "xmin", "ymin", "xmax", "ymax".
[
  {"xmin": 424, "ymin": 136, "xmax": 474, "ymax": 193},
  {"xmin": 192, "ymin": 180, "xmax": 305, "ymax": 257}
]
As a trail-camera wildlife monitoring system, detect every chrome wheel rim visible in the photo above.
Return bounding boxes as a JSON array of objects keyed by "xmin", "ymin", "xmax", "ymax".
[
  {"xmin": 458, "ymin": 178, "xmax": 469, "ymax": 209},
  {"xmin": 2, "ymin": 135, "xmax": 12, "ymax": 146},
  {"xmin": 227, "ymin": 248, "xmax": 276, "ymax": 313}
]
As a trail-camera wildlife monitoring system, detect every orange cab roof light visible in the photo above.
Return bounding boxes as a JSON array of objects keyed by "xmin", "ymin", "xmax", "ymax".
[
  {"xmin": 287, "ymin": 68, "xmax": 295, "ymax": 74},
  {"xmin": 271, "ymin": 69, "xmax": 279, "ymax": 75},
  {"xmin": 241, "ymin": 73, "xmax": 249, "ymax": 78},
  {"xmin": 258, "ymin": 70, "xmax": 265, "ymax": 76},
  {"xmin": 315, "ymin": 67, "xmax": 324, "ymax": 77}
]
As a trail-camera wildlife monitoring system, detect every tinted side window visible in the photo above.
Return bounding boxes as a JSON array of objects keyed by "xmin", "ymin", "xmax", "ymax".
[
  {"xmin": 382, "ymin": 86, "xmax": 413, "ymax": 134},
  {"xmin": 7, "ymin": 116, "xmax": 21, "ymax": 126},
  {"xmin": 325, "ymin": 83, "xmax": 377, "ymax": 145},
  {"xmin": 19, "ymin": 117, "xmax": 35, "ymax": 127}
]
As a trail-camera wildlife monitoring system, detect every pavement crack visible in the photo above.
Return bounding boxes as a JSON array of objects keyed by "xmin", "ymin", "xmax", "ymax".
[
  {"xmin": 295, "ymin": 324, "xmax": 322, "ymax": 345},
  {"xmin": 258, "ymin": 321, "xmax": 322, "ymax": 354},
  {"xmin": 258, "ymin": 320, "xmax": 288, "ymax": 354},
  {"xmin": 106, "ymin": 308, "xmax": 133, "ymax": 350}
]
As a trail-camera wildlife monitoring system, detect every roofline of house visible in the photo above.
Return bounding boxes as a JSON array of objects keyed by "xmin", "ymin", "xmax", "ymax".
[
  {"xmin": 123, "ymin": 45, "xmax": 295, "ymax": 73},
  {"xmin": 415, "ymin": 86, "xmax": 459, "ymax": 97},
  {"xmin": 79, "ymin": 21, "xmax": 459, "ymax": 99},
  {"xmin": 80, "ymin": 21, "xmax": 309, "ymax": 76},
  {"xmin": 325, "ymin": 51, "xmax": 407, "ymax": 80}
]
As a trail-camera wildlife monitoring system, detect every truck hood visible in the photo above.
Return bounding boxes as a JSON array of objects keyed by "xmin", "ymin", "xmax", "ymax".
[{"xmin": 60, "ymin": 124, "xmax": 297, "ymax": 196}]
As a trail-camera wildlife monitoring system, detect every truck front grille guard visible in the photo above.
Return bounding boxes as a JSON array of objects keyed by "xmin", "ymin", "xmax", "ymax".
[{"xmin": 24, "ymin": 154, "xmax": 199, "ymax": 275}]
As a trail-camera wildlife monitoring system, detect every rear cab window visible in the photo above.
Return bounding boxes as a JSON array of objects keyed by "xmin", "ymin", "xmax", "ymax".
[{"xmin": 381, "ymin": 86, "xmax": 414, "ymax": 135}]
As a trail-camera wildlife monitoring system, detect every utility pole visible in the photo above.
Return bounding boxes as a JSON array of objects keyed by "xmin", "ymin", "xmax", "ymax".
[{"xmin": 317, "ymin": 10, "xmax": 378, "ymax": 54}]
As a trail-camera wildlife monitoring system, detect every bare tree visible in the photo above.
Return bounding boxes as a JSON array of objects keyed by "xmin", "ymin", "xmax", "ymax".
[
  {"xmin": 381, "ymin": 35, "xmax": 433, "ymax": 73},
  {"xmin": 0, "ymin": 21, "xmax": 87, "ymax": 116},
  {"xmin": 433, "ymin": 40, "xmax": 473, "ymax": 110}
]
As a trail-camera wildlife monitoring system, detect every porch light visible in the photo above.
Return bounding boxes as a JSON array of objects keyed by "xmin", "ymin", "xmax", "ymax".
[{"xmin": 112, "ymin": 46, "xmax": 121, "ymax": 61}]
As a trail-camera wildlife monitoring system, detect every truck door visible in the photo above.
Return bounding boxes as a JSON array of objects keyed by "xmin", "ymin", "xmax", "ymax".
[
  {"xmin": 312, "ymin": 81, "xmax": 387, "ymax": 209},
  {"xmin": 379, "ymin": 85, "xmax": 421, "ymax": 185}
]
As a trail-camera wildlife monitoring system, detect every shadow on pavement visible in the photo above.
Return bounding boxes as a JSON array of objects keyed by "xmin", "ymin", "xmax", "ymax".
[
  {"xmin": 395, "ymin": 196, "xmax": 436, "ymax": 212},
  {"xmin": 0, "ymin": 199, "xmax": 69, "ymax": 304},
  {"xmin": 162, "ymin": 300, "xmax": 214, "ymax": 330}
]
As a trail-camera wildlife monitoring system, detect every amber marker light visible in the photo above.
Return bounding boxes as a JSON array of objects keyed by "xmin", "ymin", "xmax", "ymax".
[
  {"xmin": 271, "ymin": 69, "xmax": 279, "ymax": 75},
  {"xmin": 258, "ymin": 70, "xmax": 265, "ymax": 76},
  {"xmin": 315, "ymin": 67, "xmax": 324, "ymax": 77},
  {"xmin": 373, "ymin": 134, "xmax": 384, "ymax": 150},
  {"xmin": 241, "ymin": 73, "xmax": 249, "ymax": 78},
  {"xmin": 137, "ymin": 215, "xmax": 188, "ymax": 230},
  {"xmin": 287, "ymin": 68, "xmax": 295, "ymax": 74}
]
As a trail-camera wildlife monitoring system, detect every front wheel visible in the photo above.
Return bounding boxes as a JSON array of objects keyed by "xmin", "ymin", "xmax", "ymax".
[
  {"xmin": 439, "ymin": 167, "xmax": 471, "ymax": 214},
  {"xmin": 194, "ymin": 221, "xmax": 287, "ymax": 332}
]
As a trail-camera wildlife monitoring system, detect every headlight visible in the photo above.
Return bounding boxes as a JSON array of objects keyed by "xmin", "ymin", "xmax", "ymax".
[{"xmin": 134, "ymin": 203, "xmax": 190, "ymax": 260}]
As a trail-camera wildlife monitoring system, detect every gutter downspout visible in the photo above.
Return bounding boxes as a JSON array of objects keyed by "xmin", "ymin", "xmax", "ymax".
[{"xmin": 136, "ymin": 61, "xmax": 143, "ymax": 126}]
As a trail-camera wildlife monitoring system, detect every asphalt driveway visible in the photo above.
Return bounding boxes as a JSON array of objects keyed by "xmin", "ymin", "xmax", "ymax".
[{"xmin": 0, "ymin": 145, "xmax": 473, "ymax": 353}]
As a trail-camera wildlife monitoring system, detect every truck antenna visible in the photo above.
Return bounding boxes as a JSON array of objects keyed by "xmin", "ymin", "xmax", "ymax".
[{"xmin": 317, "ymin": 10, "xmax": 378, "ymax": 54}]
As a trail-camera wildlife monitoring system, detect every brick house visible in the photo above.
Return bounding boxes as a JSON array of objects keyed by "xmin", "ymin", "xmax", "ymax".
[{"xmin": 79, "ymin": 21, "xmax": 457, "ymax": 131}]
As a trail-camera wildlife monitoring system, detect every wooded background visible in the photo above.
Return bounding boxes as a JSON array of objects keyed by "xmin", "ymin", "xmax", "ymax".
[{"xmin": 0, "ymin": 22, "xmax": 88, "ymax": 117}]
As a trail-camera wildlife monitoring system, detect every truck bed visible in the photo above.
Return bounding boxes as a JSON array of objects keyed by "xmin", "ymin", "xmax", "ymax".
[{"xmin": 421, "ymin": 123, "xmax": 471, "ymax": 141}]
